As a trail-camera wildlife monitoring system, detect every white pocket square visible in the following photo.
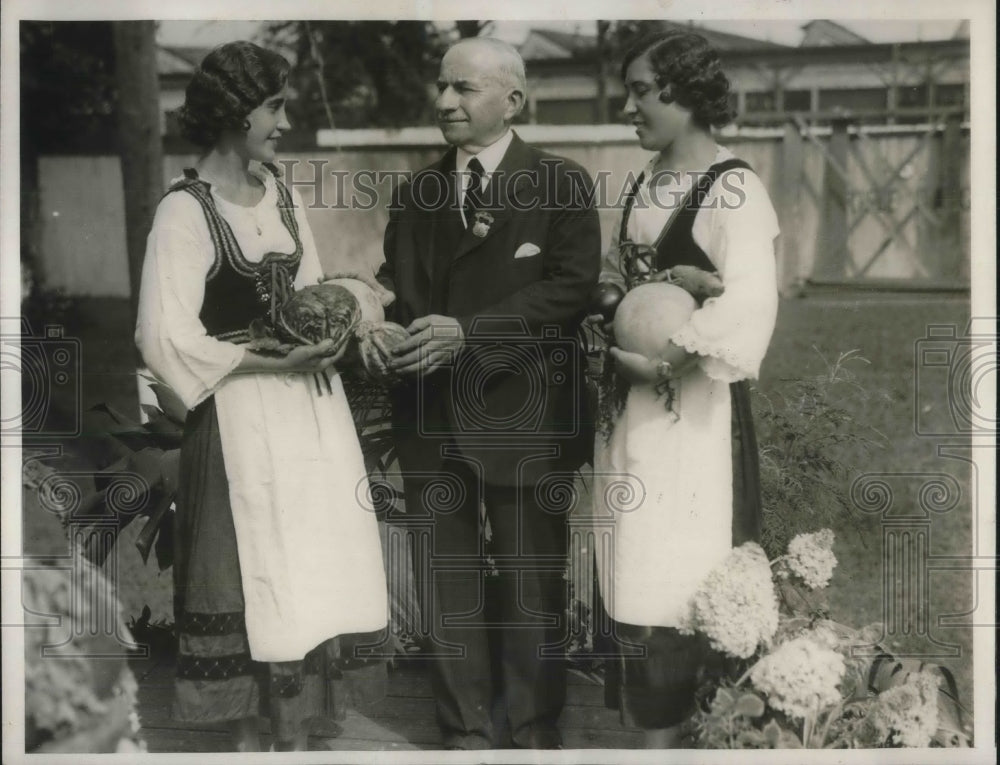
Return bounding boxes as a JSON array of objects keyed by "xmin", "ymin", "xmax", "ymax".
[{"xmin": 514, "ymin": 243, "xmax": 541, "ymax": 259}]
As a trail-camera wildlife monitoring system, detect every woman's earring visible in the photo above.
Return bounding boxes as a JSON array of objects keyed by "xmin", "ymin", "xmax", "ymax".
[{"xmin": 243, "ymin": 119, "xmax": 251, "ymax": 131}]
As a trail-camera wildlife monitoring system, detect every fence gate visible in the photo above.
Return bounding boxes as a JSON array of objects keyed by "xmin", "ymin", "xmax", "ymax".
[{"xmin": 779, "ymin": 116, "xmax": 969, "ymax": 291}]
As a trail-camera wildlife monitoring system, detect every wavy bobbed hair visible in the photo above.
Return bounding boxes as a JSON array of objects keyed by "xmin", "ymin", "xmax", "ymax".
[
  {"xmin": 619, "ymin": 30, "xmax": 733, "ymax": 130},
  {"xmin": 177, "ymin": 41, "xmax": 291, "ymax": 149}
]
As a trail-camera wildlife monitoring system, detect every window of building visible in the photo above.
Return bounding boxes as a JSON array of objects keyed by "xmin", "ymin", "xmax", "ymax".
[
  {"xmin": 933, "ymin": 83, "xmax": 966, "ymax": 108},
  {"xmin": 817, "ymin": 88, "xmax": 887, "ymax": 113},
  {"xmin": 896, "ymin": 84, "xmax": 929, "ymax": 109},
  {"xmin": 784, "ymin": 89, "xmax": 812, "ymax": 112},
  {"xmin": 745, "ymin": 90, "xmax": 777, "ymax": 112}
]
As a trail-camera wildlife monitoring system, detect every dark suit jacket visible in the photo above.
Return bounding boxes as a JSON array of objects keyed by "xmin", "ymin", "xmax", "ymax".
[{"xmin": 377, "ymin": 132, "xmax": 602, "ymax": 486}]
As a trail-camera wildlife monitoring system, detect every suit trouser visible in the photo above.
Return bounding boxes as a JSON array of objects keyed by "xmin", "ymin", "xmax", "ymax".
[{"xmin": 403, "ymin": 455, "xmax": 569, "ymax": 749}]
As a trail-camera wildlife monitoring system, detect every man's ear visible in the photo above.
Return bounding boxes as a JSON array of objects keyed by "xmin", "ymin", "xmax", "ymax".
[{"xmin": 504, "ymin": 88, "xmax": 526, "ymax": 122}]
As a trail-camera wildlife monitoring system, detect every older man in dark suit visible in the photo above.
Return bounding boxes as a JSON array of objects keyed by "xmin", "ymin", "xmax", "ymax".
[{"xmin": 377, "ymin": 37, "xmax": 601, "ymax": 749}]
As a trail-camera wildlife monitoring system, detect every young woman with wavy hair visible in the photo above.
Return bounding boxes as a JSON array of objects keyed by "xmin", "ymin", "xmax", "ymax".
[
  {"xmin": 592, "ymin": 31, "xmax": 780, "ymax": 748},
  {"xmin": 136, "ymin": 41, "xmax": 388, "ymax": 751}
]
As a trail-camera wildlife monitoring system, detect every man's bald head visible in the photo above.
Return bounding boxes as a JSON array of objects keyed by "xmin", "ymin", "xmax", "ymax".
[
  {"xmin": 435, "ymin": 37, "xmax": 528, "ymax": 152},
  {"xmin": 444, "ymin": 37, "xmax": 527, "ymax": 96}
]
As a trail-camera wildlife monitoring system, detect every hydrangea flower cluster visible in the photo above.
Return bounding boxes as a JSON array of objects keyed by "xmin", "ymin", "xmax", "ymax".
[
  {"xmin": 679, "ymin": 542, "xmax": 779, "ymax": 659},
  {"xmin": 749, "ymin": 636, "xmax": 846, "ymax": 720},
  {"xmin": 24, "ymin": 558, "xmax": 146, "ymax": 752},
  {"xmin": 25, "ymin": 569, "xmax": 109, "ymax": 734},
  {"xmin": 785, "ymin": 528, "xmax": 837, "ymax": 589},
  {"xmin": 865, "ymin": 670, "xmax": 941, "ymax": 747}
]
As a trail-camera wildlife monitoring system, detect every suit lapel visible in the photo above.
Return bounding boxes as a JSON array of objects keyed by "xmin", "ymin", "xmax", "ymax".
[
  {"xmin": 454, "ymin": 132, "xmax": 534, "ymax": 262},
  {"xmin": 417, "ymin": 148, "xmax": 461, "ymax": 278}
]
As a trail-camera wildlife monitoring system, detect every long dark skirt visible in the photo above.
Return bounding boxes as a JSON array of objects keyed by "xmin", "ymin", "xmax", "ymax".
[
  {"xmin": 600, "ymin": 380, "xmax": 762, "ymax": 730},
  {"xmin": 172, "ymin": 398, "xmax": 386, "ymax": 741}
]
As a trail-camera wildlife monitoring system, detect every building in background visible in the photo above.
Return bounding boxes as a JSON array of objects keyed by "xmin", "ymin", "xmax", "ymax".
[
  {"xmin": 155, "ymin": 21, "xmax": 970, "ymax": 133},
  {"xmin": 516, "ymin": 19, "xmax": 970, "ymax": 126},
  {"xmin": 33, "ymin": 20, "xmax": 969, "ymax": 299}
]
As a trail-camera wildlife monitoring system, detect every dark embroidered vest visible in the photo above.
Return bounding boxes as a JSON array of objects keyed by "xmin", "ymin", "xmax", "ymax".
[
  {"xmin": 619, "ymin": 157, "xmax": 752, "ymax": 275},
  {"xmin": 620, "ymin": 156, "xmax": 763, "ymax": 546},
  {"xmin": 164, "ymin": 163, "xmax": 303, "ymax": 343}
]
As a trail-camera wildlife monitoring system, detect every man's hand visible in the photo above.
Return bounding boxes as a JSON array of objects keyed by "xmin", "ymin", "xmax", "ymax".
[
  {"xmin": 585, "ymin": 313, "xmax": 614, "ymax": 339},
  {"xmin": 390, "ymin": 315, "xmax": 465, "ymax": 376}
]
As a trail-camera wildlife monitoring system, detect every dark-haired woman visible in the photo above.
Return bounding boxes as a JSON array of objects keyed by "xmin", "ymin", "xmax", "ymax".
[
  {"xmin": 135, "ymin": 41, "xmax": 388, "ymax": 752},
  {"xmin": 591, "ymin": 31, "xmax": 779, "ymax": 748}
]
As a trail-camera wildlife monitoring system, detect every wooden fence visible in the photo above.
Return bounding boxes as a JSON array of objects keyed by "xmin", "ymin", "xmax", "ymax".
[{"xmin": 34, "ymin": 121, "xmax": 969, "ymax": 298}]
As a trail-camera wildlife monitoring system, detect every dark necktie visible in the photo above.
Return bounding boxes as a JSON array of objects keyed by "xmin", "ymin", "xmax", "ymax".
[{"xmin": 463, "ymin": 157, "xmax": 485, "ymax": 228}]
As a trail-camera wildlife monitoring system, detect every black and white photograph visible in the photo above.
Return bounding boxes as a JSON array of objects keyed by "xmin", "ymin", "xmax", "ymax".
[{"xmin": 1, "ymin": 0, "xmax": 995, "ymax": 761}]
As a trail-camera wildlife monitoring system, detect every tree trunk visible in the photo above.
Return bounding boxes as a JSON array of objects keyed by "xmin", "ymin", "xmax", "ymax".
[
  {"xmin": 595, "ymin": 21, "xmax": 610, "ymax": 124},
  {"xmin": 112, "ymin": 21, "xmax": 163, "ymax": 326},
  {"xmin": 20, "ymin": 141, "xmax": 42, "ymax": 298}
]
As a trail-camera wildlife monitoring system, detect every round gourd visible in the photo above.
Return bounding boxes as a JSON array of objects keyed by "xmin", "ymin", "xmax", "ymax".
[
  {"xmin": 276, "ymin": 283, "xmax": 361, "ymax": 346},
  {"xmin": 614, "ymin": 282, "xmax": 696, "ymax": 362},
  {"xmin": 323, "ymin": 277, "xmax": 385, "ymax": 323},
  {"xmin": 354, "ymin": 320, "xmax": 411, "ymax": 385}
]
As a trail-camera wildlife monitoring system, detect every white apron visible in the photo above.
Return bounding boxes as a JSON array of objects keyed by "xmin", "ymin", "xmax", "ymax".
[
  {"xmin": 592, "ymin": 147, "xmax": 780, "ymax": 628},
  {"xmin": 136, "ymin": 165, "xmax": 389, "ymax": 662},
  {"xmin": 214, "ymin": 372, "xmax": 389, "ymax": 662}
]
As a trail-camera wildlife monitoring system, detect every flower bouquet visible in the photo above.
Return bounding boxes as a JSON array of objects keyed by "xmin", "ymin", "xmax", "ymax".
[{"xmin": 680, "ymin": 530, "xmax": 971, "ymax": 748}]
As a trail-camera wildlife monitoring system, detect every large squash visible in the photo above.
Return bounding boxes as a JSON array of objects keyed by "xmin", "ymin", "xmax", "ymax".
[
  {"xmin": 353, "ymin": 320, "xmax": 411, "ymax": 385},
  {"xmin": 322, "ymin": 277, "xmax": 385, "ymax": 323},
  {"xmin": 275, "ymin": 283, "xmax": 361, "ymax": 346},
  {"xmin": 613, "ymin": 282, "xmax": 696, "ymax": 362}
]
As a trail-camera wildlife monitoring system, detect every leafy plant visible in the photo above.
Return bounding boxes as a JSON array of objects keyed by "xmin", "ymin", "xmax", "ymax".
[
  {"xmin": 21, "ymin": 286, "xmax": 83, "ymax": 335},
  {"xmin": 65, "ymin": 379, "xmax": 183, "ymax": 570},
  {"xmin": 752, "ymin": 349, "xmax": 887, "ymax": 558},
  {"xmin": 685, "ymin": 532, "xmax": 972, "ymax": 749},
  {"xmin": 262, "ymin": 21, "xmax": 446, "ymax": 131},
  {"xmin": 692, "ymin": 685, "xmax": 772, "ymax": 749}
]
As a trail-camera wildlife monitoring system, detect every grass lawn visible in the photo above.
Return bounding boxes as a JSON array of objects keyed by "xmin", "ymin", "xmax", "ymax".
[
  {"xmin": 759, "ymin": 294, "xmax": 974, "ymax": 717},
  {"xmin": 21, "ymin": 292, "xmax": 977, "ymax": 721}
]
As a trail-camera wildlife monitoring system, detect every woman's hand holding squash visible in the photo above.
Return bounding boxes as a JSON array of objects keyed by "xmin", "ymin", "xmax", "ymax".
[
  {"xmin": 281, "ymin": 337, "xmax": 349, "ymax": 374},
  {"xmin": 609, "ymin": 340, "xmax": 699, "ymax": 385}
]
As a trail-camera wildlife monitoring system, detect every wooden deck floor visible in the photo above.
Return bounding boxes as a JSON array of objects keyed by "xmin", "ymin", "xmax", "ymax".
[{"xmin": 132, "ymin": 656, "xmax": 643, "ymax": 752}]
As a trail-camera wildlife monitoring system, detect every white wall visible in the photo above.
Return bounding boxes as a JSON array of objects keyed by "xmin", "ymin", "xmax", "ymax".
[
  {"xmin": 38, "ymin": 156, "xmax": 132, "ymax": 297},
  {"xmin": 34, "ymin": 124, "xmax": 968, "ymax": 297}
]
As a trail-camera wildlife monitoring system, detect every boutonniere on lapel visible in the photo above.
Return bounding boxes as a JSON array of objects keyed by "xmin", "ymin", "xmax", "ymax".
[{"xmin": 471, "ymin": 211, "xmax": 494, "ymax": 238}]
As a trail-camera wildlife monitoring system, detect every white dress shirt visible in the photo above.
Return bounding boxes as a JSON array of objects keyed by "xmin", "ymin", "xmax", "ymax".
[{"xmin": 455, "ymin": 128, "xmax": 515, "ymax": 227}]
